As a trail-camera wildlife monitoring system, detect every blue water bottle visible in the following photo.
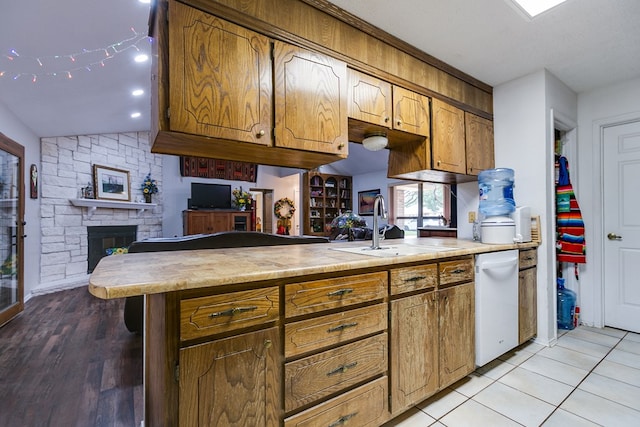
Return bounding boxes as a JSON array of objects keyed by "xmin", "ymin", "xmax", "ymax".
[
  {"xmin": 478, "ymin": 168, "xmax": 516, "ymax": 217},
  {"xmin": 557, "ymin": 278, "xmax": 576, "ymax": 330}
]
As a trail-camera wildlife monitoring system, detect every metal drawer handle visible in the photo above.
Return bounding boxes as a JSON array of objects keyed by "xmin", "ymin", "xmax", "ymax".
[
  {"xmin": 327, "ymin": 322, "xmax": 358, "ymax": 333},
  {"xmin": 327, "ymin": 361, "xmax": 357, "ymax": 376},
  {"xmin": 328, "ymin": 288, "xmax": 354, "ymax": 297},
  {"xmin": 405, "ymin": 275, "xmax": 427, "ymax": 282},
  {"xmin": 328, "ymin": 413, "xmax": 358, "ymax": 427},
  {"xmin": 209, "ymin": 306, "xmax": 258, "ymax": 318},
  {"xmin": 451, "ymin": 268, "xmax": 466, "ymax": 274}
]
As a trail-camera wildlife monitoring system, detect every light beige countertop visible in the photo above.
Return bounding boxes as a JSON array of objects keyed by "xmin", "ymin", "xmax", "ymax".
[{"xmin": 88, "ymin": 238, "xmax": 538, "ymax": 299}]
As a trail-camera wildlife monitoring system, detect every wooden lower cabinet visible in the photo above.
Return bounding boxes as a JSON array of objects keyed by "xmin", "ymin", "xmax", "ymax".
[
  {"xmin": 179, "ymin": 327, "xmax": 281, "ymax": 426},
  {"xmin": 284, "ymin": 333, "xmax": 387, "ymax": 412},
  {"xmin": 519, "ymin": 248, "xmax": 538, "ymax": 344},
  {"xmin": 389, "ymin": 260, "xmax": 475, "ymax": 414},
  {"xmin": 151, "ymin": 256, "xmax": 484, "ymax": 426},
  {"xmin": 284, "ymin": 377, "xmax": 389, "ymax": 426},
  {"xmin": 438, "ymin": 282, "xmax": 475, "ymax": 388},
  {"xmin": 390, "ymin": 292, "xmax": 438, "ymax": 412}
]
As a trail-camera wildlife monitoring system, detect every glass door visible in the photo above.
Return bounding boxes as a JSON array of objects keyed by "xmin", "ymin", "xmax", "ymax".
[{"xmin": 0, "ymin": 133, "xmax": 24, "ymax": 327}]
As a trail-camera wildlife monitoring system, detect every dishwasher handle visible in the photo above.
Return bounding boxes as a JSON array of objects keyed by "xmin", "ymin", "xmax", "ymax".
[{"xmin": 479, "ymin": 258, "xmax": 518, "ymax": 271}]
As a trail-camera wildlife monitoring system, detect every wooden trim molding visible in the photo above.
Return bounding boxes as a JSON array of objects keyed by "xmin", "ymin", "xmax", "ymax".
[{"xmin": 299, "ymin": 0, "xmax": 492, "ymax": 94}]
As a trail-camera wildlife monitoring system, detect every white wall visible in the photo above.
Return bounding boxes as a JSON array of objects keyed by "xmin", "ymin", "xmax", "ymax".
[
  {"xmin": 576, "ymin": 76, "xmax": 640, "ymax": 328},
  {"xmin": 492, "ymin": 69, "xmax": 577, "ymax": 346},
  {"xmin": 0, "ymin": 102, "xmax": 41, "ymax": 298}
]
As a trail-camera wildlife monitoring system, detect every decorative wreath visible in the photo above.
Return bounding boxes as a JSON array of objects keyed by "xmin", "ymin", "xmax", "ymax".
[{"xmin": 274, "ymin": 197, "xmax": 296, "ymax": 219}]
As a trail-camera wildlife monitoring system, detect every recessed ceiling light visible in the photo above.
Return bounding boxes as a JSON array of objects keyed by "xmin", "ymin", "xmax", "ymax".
[
  {"xmin": 510, "ymin": 0, "xmax": 568, "ymax": 17},
  {"xmin": 132, "ymin": 89, "xmax": 144, "ymax": 96},
  {"xmin": 131, "ymin": 112, "xmax": 142, "ymax": 119},
  {"xmin": 134, "ymin": 54, "xmax": 149, "ymax": 63}
]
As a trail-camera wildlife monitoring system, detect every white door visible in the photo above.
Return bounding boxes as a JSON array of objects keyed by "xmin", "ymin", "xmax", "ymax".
[{"xmin": 603, "ymin": 120, "xmax": 640, "ymax": 332}]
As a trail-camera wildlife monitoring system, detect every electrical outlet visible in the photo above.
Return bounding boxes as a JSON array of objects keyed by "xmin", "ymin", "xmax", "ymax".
[{"xmin": 468, "ymin": 211, "xmax": 476, "ymax": 223}]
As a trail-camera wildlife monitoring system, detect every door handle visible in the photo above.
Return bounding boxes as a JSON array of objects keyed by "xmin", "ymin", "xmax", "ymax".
[{"xmin": 607, "ymin": 232, "xmax": 622, "ymax": 240}]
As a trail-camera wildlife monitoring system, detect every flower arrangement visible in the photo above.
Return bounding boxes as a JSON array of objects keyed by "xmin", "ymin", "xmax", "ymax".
[
  {"xmin": 330, "ymin": 210, "xmax": 367, "ymax": 229},
  {"xmin": 140, "ymin": 173, "xmax": 158, "ymax": 195},
  {"xmin": 232, "ymin": 187, "xmax": 252, "ymax": 209}
]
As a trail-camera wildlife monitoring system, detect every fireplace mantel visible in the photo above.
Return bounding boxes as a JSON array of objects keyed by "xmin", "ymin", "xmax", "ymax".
[{"xmin": 70, "ymin": 198, "xmax": 156, "ymax": 218}]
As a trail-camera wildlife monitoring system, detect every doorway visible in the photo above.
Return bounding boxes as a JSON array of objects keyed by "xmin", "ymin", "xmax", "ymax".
[
  {"xmin": 250, "ymin": 188, "xmax": 274, "ymax": 233},
  {"xmin": 0, "ymin": 133, "xmax": 25, "ymax": 327},
  {"xmin": 603, "ymin": 119, "xmax": 640, "ymax": 332}
]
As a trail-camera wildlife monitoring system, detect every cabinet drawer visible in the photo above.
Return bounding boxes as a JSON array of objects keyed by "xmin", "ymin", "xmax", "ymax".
[
  {"xmin": 284, "ymin": 333, "xmax": 387, "ymax": 412},
  {"xmin": 285, "ymin": 272, "xmax": 387, "ymax": 318},
  {"xmin": 284, "ymin": 376, "xmax": 389, "ymax": 427},
  {"xmin": 439, "ymin": 258, "xmax": 474, "ymax": 287},
  {"xmin": 390, "ymin": 263, "xmax": 438, "ymax": 295},
  {"xmin": 180, "ymin": 287, "xmax": 279, "ymax": 341},
  {"xmin": 285, "ymin": 304, "xmax": 387, "ymax": 358},
  {"xmin": 519, "ymin": 249, "xmax": 537, "ymax": 270}
]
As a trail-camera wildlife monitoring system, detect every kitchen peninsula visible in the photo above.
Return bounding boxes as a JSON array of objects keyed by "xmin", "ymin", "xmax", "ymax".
[{"xmin": 89, "ymin": 238, "xmax": 538, "ymax": 426}]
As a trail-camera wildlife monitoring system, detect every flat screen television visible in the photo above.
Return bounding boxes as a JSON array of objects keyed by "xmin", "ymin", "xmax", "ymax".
[{"xmin": 190, "ymin": 183, "xmax": 232, "ymax": 209}]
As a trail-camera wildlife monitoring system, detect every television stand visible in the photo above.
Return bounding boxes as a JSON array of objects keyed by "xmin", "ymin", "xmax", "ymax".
[{"xmin": 183, "ymin": 209, "xmax": 253, "ymax": 235}]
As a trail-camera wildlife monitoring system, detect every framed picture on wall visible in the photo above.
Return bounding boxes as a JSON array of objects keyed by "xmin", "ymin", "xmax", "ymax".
[
  {"xmin": 93, "ymin": 165, "xmax": 131, "ymax": 201},
  {"xmin": 358, "ymin": 189, "xmax": 380, "ymax": 215}
]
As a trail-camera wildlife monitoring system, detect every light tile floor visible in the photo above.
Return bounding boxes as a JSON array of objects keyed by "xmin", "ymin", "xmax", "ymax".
[{"xmin": 384, "ymin": 326, "xmax": 640, "ymax": 426}]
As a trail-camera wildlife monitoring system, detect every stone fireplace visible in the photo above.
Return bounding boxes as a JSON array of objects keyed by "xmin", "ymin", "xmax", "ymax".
[
  {"xmin": 38, "ymin": 132, "xmax": 162, "ymax": 291},
  {"xmin": 87, "ymin": 225, "xmax": 138, "ymax": 273}
]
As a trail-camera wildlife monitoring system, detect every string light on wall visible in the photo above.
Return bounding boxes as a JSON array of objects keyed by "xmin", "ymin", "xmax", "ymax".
[{"xmin": 0, "ymin": 28, "xmax": 150, "ymax": 83}]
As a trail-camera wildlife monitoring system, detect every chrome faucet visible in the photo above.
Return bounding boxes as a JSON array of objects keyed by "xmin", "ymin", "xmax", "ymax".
[{"xmin": 371, "ymin": 194, "xmax": 387, "ymax": 250}]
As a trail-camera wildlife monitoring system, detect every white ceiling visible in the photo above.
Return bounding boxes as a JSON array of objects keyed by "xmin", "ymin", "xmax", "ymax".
[{"xmin": 1, "ymin": 0, "xmax": 639, "ymax": 176}]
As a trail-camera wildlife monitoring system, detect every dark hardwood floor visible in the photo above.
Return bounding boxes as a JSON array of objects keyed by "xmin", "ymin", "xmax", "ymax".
[{"xmin": 0, "ymin": 287, "xmax": 143, "ymax": 427}]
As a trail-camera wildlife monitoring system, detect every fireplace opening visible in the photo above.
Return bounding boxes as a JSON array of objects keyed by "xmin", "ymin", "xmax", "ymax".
[{"xmin": 87, "ymin": 225, "xmax": 138, "ymax": 273}]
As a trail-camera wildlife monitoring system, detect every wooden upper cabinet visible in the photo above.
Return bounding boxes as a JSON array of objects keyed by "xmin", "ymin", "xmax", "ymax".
[
  {"xmin": 431, "ymin": 98, "xmax": 466, "ymax": 174},
  {"xmin": 465, "ymin": 112, "xmax": 495, "ymax": 175},
  {"xmin": 392, "ymin": 86, "xmax": 430, "ymax": 137},
  {"xmin": 347, "ymin": 69, "xmax": 392, "ymax": 127},
  {"xmin": 169, "ymin": 1, "xmax": 272, "ymax": 144},
  {"xmin": 274, "ymin": 41, "xmax": 348, "ymax": 155},
  {"xmin": 347, "ymin": 69, "xmax": 429, "ymax": 137}
]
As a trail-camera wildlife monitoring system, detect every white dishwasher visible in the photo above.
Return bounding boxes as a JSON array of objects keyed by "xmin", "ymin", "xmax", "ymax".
[{"xmin": 475, "ymin": 250, "xmax": 519, "ymax": 366}]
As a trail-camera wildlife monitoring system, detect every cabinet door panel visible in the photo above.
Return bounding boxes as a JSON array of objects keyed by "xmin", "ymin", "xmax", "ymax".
[
  {"xmin": 274, "ymin": 41, "xmax": 348, "ymax": 155},
  {"xmin": 465, "ymin": 112, "xmax": 494, "ymax": 175},
  {"xmin": 432, "ymin": 98, "xmax": 466, "ymax": 174},
  {"xmin": 179, "ymin": 327, "xmax": 281, "ymax": 426},
  {"xmin": 519, "ymin": 267, "xmax": 537, "ymax": 344},
  {"xmin": 438, "ymin": 282, "xmax": 475, "ymax": 388},
  {"xmin": 169, "ymin": 2, "xmax": 272, "ymax": 144},
  {"xmin": 347, "ymin": 69, "xmax": 392, "ymax": 127},
  {"xmin": 390, "ymin": 292, "xmax": 438, "ymax": 412},
  {"xmin": 393, "ymin": 86, "xmax": 430, "ymax": 137},
  {"xmin": 184, "ymin": 211, "xmax": 211, "ymax": 235}
]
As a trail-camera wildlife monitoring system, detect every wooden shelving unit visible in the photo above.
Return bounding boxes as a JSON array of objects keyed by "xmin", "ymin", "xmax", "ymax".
[{"xmin": 303, "ymin": 172, "xmax": 352, "ymax": 236}]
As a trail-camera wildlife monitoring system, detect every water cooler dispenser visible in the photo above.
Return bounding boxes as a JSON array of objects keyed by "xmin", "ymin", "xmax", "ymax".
[{"xmin": 478, "ymin": 168, "xmax": 516, "ymax": 244}]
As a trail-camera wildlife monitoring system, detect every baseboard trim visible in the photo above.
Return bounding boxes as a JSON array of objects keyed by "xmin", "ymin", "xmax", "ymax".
[{"xmin": 30, "ymin": 275, "xmax": 90, "ymax": 297}]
